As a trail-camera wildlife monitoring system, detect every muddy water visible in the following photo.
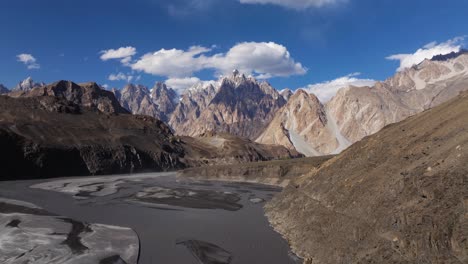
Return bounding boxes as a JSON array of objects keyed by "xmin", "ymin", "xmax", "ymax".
[{"xmin": 0, "ymin": 172, "xmax": 300, "ymax": 264}]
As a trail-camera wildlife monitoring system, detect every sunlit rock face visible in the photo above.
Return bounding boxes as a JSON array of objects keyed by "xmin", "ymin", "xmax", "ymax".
[
  {"xmin": 258, "ymin": 52, "xmax": 468, "ymax": 156},
  {"xmin": 257, "ymin": 89, "xmax": 346, "ymax": 156},
  {"xmin": 169, "ymin": 71, "xmax": 286, "ymax": 140},
  {"xmin": 0, "ymin": 198, "xmax": 139, "ymax": 264},
  {"xmin": 113, "ymin": 82, "xmax": 178, "ymax": 122},
  {"xmin": 327, "ymin": 51, "xmax": 468, "ymax": 144},
  {"xmin": 266, "ymin": 91, "xmax": 468, "ymax": 264}
]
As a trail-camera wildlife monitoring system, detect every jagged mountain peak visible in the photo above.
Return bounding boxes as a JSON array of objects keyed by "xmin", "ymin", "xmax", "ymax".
[
  {"xmin": 112, "ymin": 82, "xmax": 178, "ymax": 123},
  {"xmin": 430, "ymin": 49, "xmax": 468, "ymax": 62},
  {"xmin": 12, "ymin": 77, "xmax": 45, "ymax": 92},
  {"xmin": 279, "ymin": 88, "xmax": 293, "ymax": 101},
  {"xmin": 170, "ymin": 71, "xmax": 286, "ymax": 139}
]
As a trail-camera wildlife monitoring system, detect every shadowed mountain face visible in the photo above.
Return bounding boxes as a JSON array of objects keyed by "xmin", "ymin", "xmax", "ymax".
[
  {"xmin": 0, "ymin": 94, "xmax": 185, "ymax": 179},
  {"xmin": 266, "ymin": 91, "xmax": 468, "ymax": 263},
  {"xmin": 0, "ymin": 84, "xmax": 8, "ymax": 94},
  {"xmin": 170, "ymin": 71, "xmax": 286, "ymax": 140}
]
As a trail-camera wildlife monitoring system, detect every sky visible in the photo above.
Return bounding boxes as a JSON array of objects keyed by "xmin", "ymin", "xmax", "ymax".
[{"xmin": 1, "ymin": 0, "xmax": 467, "ymax": 96}]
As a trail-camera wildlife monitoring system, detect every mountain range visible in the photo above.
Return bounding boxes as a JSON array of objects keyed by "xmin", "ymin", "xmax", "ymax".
[
  {"xmin": 258, "ymin": 51, "xmax": 468, "ymax": 155},
  {"xmin": 266, "ymin": 89, "xmax": 468, "ymax": 264},
  {"xmin": 3, "ymin": 51, "xmax": 468, "ymax": 158}
]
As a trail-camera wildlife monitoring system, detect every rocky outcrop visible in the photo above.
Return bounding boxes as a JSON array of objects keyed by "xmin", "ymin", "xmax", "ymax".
[
  {"xmin": 112, "ymin": 84, "xmax": 160, "ymax": 117},
  {"xmin": 259, "ymin": 52, "xmax": 468, "ymax": 156},
  {"xmin": 177, "ymin": 156, "xmax": 333, "ymax": 187},
  {"xmin": 12, "ymin": 77, "xmax": 45, "ymax": 92},
  {"xmin": 0, "ymin": 94, "xmax": 185, "ymax": 179},
  {"xmin": 280, "ymin": 88, "xmax": 293, "ymax": 101},
  {"xmin": 257, "ymin": 90, "xmax": 346, "ymax": 156},
  {"xmin": 10, "ymin": 80, "xmax": 129, "ymax": 114},
  {"xmin": 112, "ymin": 82, "xmax": 178, "ymax": 122},
  {"xmin": 170, "ymin": 71, "xmax": 286, "ymax": 140},
  {"xmin": 150, "ymin": 82, "xmax": 178, "ymax": 120},
  {"xmin": 180, "ymin": 131, "xmax": 302, "ymax": 167},
  {"xmin": 169, "ymin": 81, "xmax": 219, "ymax": 135},
  {"xmin": 266, "ymin": 91, "xmax": 468, "ymax": 263},
  {"xmin": 327, "ymin": 51, "xmax": 468, "ymax": 144}
]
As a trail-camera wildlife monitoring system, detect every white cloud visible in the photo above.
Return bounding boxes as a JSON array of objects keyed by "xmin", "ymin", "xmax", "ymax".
[
  {"xmin": 131, "ymin": 46, "xmax": 211, "ymax": 77},
  {"xmin": 108, "ymin": 72, "xmax": 134, "ymax": 82},
  {"xmin": 302, "ymin": 73, "xmax": 376, "ymax": 102},
  {"xmin": 386, "ymin": 37, "xmax": 465, "ymax": 71},
  {"xmin": 17, "ymin": 53, "xmax": 40, "ymax": 69},
  {"xmin": 165, "ymin": 77, "xmax": 202, "ymax": 93},
  {"xmin": 238, "ymin": 0, "xmax": 345, "ymax": 9},
  {"xmin": 129, "ymin": 42, "xmax": 306, "ymax": 79},
  {"xmin": 100, "ymin": 46, "xmax": 137, "ymax": 64}
]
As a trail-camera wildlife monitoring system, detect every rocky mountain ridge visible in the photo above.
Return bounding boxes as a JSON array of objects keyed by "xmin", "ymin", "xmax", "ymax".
[
  {"xmin": 112, "ymin": 82, "xmax": 178, "ymax": 122},
  {"xmin": 169, "ymin": 70, "xmax": 286, "ymax": 139},
  {"xmin": 12, "ymin": 77, "xmax": 45, "ymax": 92},
  {"xmin": 0, "ymin": 81, "xmax": 298, "ymax": 179},
  {"xmin": 258, "ymin": 52, "xmax": 468, "ymax": 156},
  {"xmin": 266, "ymin": 90, "xmax": 468, "ymax": 263}
]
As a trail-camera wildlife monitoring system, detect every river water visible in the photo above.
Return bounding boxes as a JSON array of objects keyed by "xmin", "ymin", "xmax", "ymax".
[{"xmin": 0, "ymin": 172, "xmax": 300, "ymax": 264}]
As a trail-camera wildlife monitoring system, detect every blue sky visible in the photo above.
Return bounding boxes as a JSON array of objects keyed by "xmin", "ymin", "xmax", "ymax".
[{"xmin": 1, "ymin": 0, "xmax": 467, "ymax": 93}]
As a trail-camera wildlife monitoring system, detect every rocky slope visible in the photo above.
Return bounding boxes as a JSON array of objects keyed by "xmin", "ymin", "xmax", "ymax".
[
  {"xmin": 178, "ymin": 156, "xmax": 332, "ymax": 187},
  {"xmin": 169, "ymin": 70, "xmax": 286, "ymax": 140},
  {"xmin": 266, "ymin": 91, "xmax": 468, "ymax": 263},
  {"xmin": 327, "ymin": 50, "xmax": 468, "ymax": 144},
  {"xmin": 280, "ymin": 88, "xmax": 293, "ymax": 101},
  {"xmin": 258, "ymin": 51, "xmax": 468, "ymax": 156},
  {"xmin": 0, "ymin": 94, "xmax": 185, "ymax": 179},
  {"xmin": 112, "ymin": 82, "xmax": 178, "ymax": 122},
  {"xmin": 10, "ymin": 80, "xmax": 128, "ymax": 114},
  {"xmin": 180, "ymin": 131, "xmax": 302, "ymax": 167},
  {"xmin": 12, "ymin": 77, "xmax": 45, "ymax": 92},
  {"xmin": 257, "ymin": 90, "xmax": 345, "ymax": 156}
]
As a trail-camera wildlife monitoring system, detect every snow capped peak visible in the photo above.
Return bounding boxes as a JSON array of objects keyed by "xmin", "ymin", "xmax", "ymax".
[
  {"xmin": 386, "ymin": 51, "xmax": 468, "ymax": 91},
  {"xmin": 13, "ymin": 77, "xmax": 45, "ymax": 92}
]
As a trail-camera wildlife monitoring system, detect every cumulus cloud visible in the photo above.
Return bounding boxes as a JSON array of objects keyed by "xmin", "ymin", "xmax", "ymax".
[
  {"xmin": 165, "ymin": 77, "xmax": 202, "ymax": 93},
  {"xmin": 129, "ymin": 42, "xmax": 306, "ymax": 79},
  {"xmin": 100, "ymin": 46, "xmax": 137, "ymax": 64},
  {"xmin": 108, "ymin": 72, "xmax": 134, "ymax": 82},
  {"xmin": 17, "ymin": 53, "xmax": 40, "ymax": 69},
  {"xmin": 238, "ymin": 0, "xmax": 345, "ymax": 9},
  {"xmin": 302, "ymin": 73, "xmax": 376, "ymax": 102},
  {"xmin": 386, "ymin": 37, "xmax": 465, "ymax": 71}
]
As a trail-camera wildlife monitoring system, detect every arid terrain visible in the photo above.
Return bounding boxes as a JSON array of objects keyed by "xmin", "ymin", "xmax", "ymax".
[{"xmin": 266, "ymin": 91, "xmax": 468, "ymax": 263}]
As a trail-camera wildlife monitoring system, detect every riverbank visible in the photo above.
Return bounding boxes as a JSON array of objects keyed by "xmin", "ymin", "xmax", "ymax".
[{"xmin": 177, "ymin": 156, "xmax": 334, "ymax": 187}]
